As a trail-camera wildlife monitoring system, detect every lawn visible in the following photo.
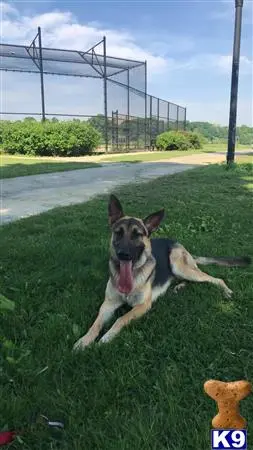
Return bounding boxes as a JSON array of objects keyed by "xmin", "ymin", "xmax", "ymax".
[
  {"xmin": 1, "ymin": 144, "xmax": 251, "ymax": 179},
  {"xmin": 0, "ymin": 154, "xmax": 101, "ymax": 179},
  {"xmin": 0, "ymin": 161, "xmax": 252, "ymax": 449},
  {"xmin": 103, "ymin": 143, "xmax": 250, "ymax": 163}
]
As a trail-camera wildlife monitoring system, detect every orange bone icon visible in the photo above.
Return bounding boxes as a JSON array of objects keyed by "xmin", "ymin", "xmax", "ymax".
[{"xmin": 204, "ymin": 379, "xmax": 251, "ymax": 429}]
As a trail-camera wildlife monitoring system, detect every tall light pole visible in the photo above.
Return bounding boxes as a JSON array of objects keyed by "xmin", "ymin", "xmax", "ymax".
[{"xmin": 227, "ymin": 0, "xmax": 244, "ymax": 164}]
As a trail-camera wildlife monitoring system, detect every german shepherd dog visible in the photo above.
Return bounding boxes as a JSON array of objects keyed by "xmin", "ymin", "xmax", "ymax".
[{"xmin": 73, "ymin": 195, "xmax": 251, "ymax": 351}]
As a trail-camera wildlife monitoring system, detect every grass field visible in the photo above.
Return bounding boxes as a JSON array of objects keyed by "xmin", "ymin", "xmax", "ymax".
[
  {"xmin": 1, "ymin": 161, "xmax": 253, "ymax": 449},
  {"xmin": 0, "ymin": 155, "xmax": 100, "ymax": 179},
  {"xmin": 1, "ymin": 144, "xmax": 251, "ymax": 179},
  {"xmin": 103, "ymin": 144, "xmax": 250, "ymax": 163}
]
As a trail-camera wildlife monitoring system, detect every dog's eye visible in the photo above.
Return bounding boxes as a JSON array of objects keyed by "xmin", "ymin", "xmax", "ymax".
[
  {"xmin": 114, "ymin": 228, "xmax": 123, "ymax": 238},
  {"xmin": 132, "ymin": 229, "xmax": 142, "ymax": 239}
]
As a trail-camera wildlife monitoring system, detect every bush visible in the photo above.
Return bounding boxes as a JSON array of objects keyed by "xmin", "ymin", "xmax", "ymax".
[
  {"xmin": 155, "ymin": 130, "xmax": 203, "ymax": 151},
  {"xmin": 0, "ymin": 120, "xmax": 11, "ymax": 145},
  {"xmin": 2, "ymin": 120, "xmax": 101, "ymax": 156},
  {"xmin": 156, "ymin": 131, "xmax": 188, "ymax": 151},
  {"xmin": 184, "ymin": 131, "xmax": 203, "ymax": 149}
]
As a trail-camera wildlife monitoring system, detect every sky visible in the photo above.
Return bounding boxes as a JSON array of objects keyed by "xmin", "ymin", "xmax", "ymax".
[{"xmin": 0, "ymin": 0, "xmax": 252, "ymax": 125}]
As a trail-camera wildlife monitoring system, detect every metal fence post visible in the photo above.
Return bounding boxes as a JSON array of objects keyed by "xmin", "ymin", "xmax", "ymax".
[
  {"xmin": 111, "ymin": 110, "xmax": 114, "ymax": 149},
  {"xmin": 38, "ymin": 27, "xmax": 46, "ymax": 121},
  {"xmin": 137, "ymin": 117, "xmax": 139, "ymax": 148},
  {"xmin": 127, "ymin": 68, "xmax": 130, "ymax": 151},
  {"xmin": 116, "ymin": 109, "xmax": 119, "ymax": 152},
  {"xmin": 176, "ymin": 106, "xmax": 179, "ymax": 130},
  {"xmin": 167, "ymin": 102, "xmax": 170, "ymax": 131},
  {"xmin": 144, "ymin": 61, "xmax": 147, "ymax": 149},
  {"xmin": 227, "ymin": 0, "xmax": 244, "ymax": 164},
  {"xmin": 157, "ymin": 98, "xmax": 159, "ymax": 137},
  {"xmin": 103, "ymin": 36, "xmax": 108, "ymax": 152},
  {"xmin": 150, "ymin": 96, "xmax": 152, "ymax": 149}
]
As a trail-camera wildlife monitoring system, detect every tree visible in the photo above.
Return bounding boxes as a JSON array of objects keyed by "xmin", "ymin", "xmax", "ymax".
[
  {"xmin": 186, "ymin": 121, "xmax": 252, "ymax": 145},
  {"xmin": 23, "ymin": 117, "xmax": 36, "ymax": 122}
]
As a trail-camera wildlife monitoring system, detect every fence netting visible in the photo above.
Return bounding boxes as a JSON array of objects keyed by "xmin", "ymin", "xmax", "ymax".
[{"xmin": 0, "ymin": 31, "xmax": 186, "ymax": 152}]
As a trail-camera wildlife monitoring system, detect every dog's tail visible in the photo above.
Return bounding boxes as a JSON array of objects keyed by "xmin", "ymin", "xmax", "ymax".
[{"xmin": 193, "ymin": 255, "xmax": 251, "ymax": 267}]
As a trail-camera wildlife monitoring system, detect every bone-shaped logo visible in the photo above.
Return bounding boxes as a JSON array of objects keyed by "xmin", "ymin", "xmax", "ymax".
[{"xmin": 204, "ymin": 379, "xmax": 251, "ymax": 429}]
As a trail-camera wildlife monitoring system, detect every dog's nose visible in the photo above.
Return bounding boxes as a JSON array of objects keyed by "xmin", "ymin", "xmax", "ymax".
[{"xmin": 117, "ymin": 250, "xmax": 132, "ymax": 261}]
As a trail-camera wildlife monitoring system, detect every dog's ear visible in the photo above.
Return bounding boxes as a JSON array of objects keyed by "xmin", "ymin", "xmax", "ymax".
[
  {"xmin": 108, "ymin": 194, "xmax": 124, "ymax": 226},
  {"xmin": 143, "ymin": 209, "xmax": 165, "ymax": 235}
]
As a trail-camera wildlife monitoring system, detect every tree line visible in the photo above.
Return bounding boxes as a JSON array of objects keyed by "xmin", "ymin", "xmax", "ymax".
[
  {"xmin": 186, "ymin": 121, "xmax": 252, "ymax": 145},
  {"xmin": 87, "ymin": 116, "xmax": 253, "ymax": 145}
]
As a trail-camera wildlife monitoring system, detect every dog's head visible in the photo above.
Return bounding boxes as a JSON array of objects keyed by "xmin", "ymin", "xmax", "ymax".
[{"xmin": 108, "ymin": 194, "xmax": 164, "ymax": 293}]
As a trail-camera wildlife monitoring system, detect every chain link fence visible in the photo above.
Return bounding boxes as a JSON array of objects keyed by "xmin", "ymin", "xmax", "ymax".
[{"xmin": 0, "ymin": 28, "xmax": 186, "ymax": 153}]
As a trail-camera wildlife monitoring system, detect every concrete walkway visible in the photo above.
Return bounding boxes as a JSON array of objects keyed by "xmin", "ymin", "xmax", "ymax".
[{"xmin": 1, "ymin": 151, "xmax": 252, "ymax": 225}]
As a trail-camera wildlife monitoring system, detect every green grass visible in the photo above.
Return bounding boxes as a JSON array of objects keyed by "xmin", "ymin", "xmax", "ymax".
[
  {"xmin": 103, "ymin": 144, "xmax": 250, "ymax": 163},
  {"xmin": 0, "ymin": 161, "xmax": 252, "ymax": 449},
  {"xmin": 233, "ymin": 155, "xmax": 253, "ymax": 164},
  {"xmin": 1, "ymin": 145, "xmax": 251, "ymax": 179},
  {"xmin": 0, "ymin": 154, "xmax": 101, "ymax": 179}
]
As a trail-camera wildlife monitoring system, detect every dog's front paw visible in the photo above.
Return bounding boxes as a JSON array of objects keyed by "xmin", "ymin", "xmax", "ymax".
[
  {"xmin": 99, "ymin": 332, "xmax": 114, "ymax": 344},
  {"xmin": 224, "ymin": 288, "xmax": 233, "ymax": 299},
  {"xmin": 72, "ymin": 334, "xmax": 93, "ymax": 352}
]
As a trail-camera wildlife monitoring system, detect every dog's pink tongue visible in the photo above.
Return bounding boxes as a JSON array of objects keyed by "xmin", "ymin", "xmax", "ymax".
[{"xmin": 118, "ymin": 261, "xmax": 133, "ymax": 294}]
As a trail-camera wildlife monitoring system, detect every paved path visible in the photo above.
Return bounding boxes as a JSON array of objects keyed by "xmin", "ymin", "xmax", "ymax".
[{"xmin": 1, "ymin": 151, "xmax": 252, "ymax": 225}]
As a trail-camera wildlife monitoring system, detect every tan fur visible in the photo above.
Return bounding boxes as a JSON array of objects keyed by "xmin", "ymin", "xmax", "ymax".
[
  {"xmin": 170, "ymin": 246, "xmax": 233, "ymax": 298},
  {"xmin": 73, "ymin": 295, "xmax": 123, "ymax": 350},
  {"xmin": 113, "ymin": 216, "xmax": 148, "ymax": 235},
  {"xmin": 143, "ymin": 235, "xmax": 151, "ymax": 253},
  {"xmin": 100, "ymin": 283, "xmax": 152, "ymax": 344},
  {"xmin": 73, "ymin": 278, "xmax": 152, "ymax": 350}
]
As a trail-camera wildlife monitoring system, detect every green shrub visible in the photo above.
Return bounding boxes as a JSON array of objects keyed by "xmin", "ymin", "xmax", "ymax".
[
  {"xmin": 0, "ymin": 120, "xmax": 10, "ymax": 145},
  {"xmin": 184, "ymin": 131, "xmax": 203, "ymax": 149},
  {"xmin": 156, "ymin": 130, "xmax": 203, "ymax": 151},
  {"xmin": 156, "ymin": 131, "xmax": 189, "ymax": 151},
  {"xmin": 2, "ymin": 120, "xmax": 101, "ymax": 156}
]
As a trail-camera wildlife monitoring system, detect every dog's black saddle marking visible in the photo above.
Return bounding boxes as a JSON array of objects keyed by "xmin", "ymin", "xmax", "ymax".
[{"xmin": 151, "ymin": 238, "xmax": 177, "ymax": 288}]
